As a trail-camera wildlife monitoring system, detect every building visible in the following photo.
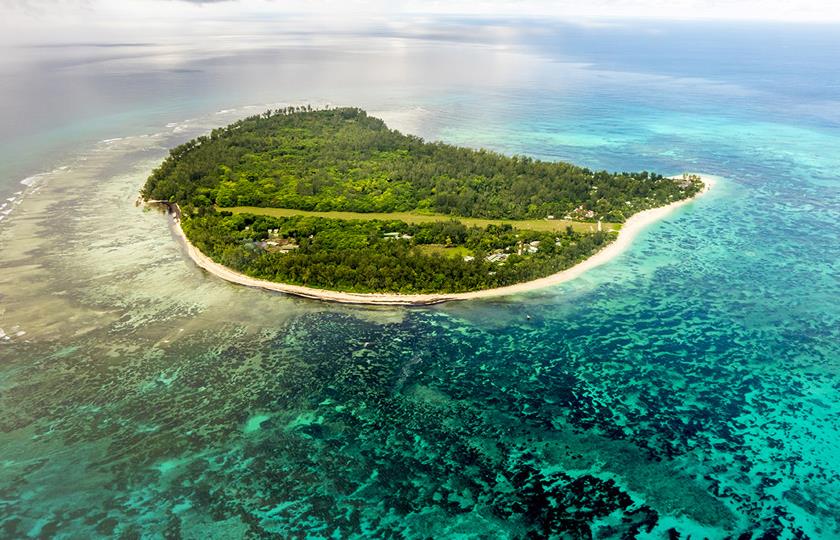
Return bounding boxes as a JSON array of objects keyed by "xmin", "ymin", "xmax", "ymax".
[
  {"xmin": 383, "ymin": 232, "xmax": 413, "ymax": 240},
  {"xmin": 486, "ymin": 253, "xmax": 509, "ymax": 263}
]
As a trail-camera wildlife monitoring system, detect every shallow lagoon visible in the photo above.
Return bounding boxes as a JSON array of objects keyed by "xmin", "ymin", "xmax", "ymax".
[{"xmin": 1, "ymin": 21, "xmax": 839, "ymax": 538}]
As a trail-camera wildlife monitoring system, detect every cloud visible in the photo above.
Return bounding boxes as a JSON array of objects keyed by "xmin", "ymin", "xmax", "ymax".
[
  {"xmin": 4, "ymin": 0, "xmax": 840, "ymax": 20},
  {"xmin": 1, "ymin": 0, "xmax": 839, "ymax": 47}
]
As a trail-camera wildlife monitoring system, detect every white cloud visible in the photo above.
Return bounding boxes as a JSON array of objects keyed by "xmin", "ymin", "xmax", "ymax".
[
  {"xmin": 5, "ymin": 0, "xmax": 840, "ymax": 20},
  {"xmin": 1, "ymin": 0, "xmax": 838, "ymax": 46}
]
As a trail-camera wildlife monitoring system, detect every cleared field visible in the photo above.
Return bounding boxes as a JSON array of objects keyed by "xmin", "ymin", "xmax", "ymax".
[{"xmin": 222, "ymin": 207, "xmax": 620, "ymax": 233}]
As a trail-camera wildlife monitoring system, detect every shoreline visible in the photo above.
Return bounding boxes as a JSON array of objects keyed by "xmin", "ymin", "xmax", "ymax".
[{"xmin": 163, "ymin": 174, "xmax": 717, "ymax": 306}]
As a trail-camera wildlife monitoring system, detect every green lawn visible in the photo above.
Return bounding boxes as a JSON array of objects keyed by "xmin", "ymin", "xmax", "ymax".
[
  {"xmin": 221, "ymin": 207, "xmax": 620, "ymax": 233},
  {"xmin": 416, "ymin": 244, "xmax": 474, "ymax": 258}
]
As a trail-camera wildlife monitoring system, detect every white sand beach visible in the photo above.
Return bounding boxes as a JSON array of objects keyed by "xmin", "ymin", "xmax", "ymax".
[{"xmin": 167, "ymin": 174, "xmax": 717, "ymax": 305}]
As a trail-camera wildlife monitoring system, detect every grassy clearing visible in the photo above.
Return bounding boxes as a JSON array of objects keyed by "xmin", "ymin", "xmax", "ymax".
[
  {"xmin": 221, "ymin": 207, "xmax": 620, "ymax": 233},
  {"xmin": 416, "ymin": 244, "xmax": 474, "ymax": 258}
]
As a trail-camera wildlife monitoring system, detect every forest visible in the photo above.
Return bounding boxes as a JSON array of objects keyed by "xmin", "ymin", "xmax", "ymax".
[
  {"xmin": 142, "ymin": 107, "xmax": 702, "ymax": 222},
  {"xmin": 183, "ymin": 210, "xmax": 613, "ymax": 293},
  {"xmin": 143, "ymin": 107, "xmax": 700, "ymax": 293}
]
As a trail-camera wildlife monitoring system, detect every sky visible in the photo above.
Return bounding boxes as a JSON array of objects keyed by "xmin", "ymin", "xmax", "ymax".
[{"xmin": 1, "ymin": 0, "xmax": 838, "ymax": 45}]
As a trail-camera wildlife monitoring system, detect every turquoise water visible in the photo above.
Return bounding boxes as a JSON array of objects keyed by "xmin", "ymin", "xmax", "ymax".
[{"xmin": 1, "ymin": 20, "xmax": 839, "ymax": 538}]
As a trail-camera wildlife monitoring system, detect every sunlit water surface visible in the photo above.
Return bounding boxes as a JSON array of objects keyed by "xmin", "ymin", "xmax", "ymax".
[{"xmin": 1, "ymin": 21, "xmax": 839, "ymax": 538}]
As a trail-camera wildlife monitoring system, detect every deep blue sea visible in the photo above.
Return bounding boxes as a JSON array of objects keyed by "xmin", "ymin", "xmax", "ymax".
[{"xmin": 1, "ymin": 19, "xmax": 838, "ymax": 538}]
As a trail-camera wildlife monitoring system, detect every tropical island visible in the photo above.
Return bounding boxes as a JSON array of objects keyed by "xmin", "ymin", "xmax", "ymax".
[{"xmin": 142, "ymin": 107, "xmax": 707, "ymax": 304}]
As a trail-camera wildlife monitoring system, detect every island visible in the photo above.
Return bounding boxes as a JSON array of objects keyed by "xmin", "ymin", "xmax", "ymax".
[{"xmin": 142, "ymin": 107, "xmax": 708, "ymax": 304}]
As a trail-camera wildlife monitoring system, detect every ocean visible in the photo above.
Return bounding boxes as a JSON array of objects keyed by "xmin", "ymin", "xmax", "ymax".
[{"xmin": 1, "ymin": 19, "xmax": 838, "ymax": 538}]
